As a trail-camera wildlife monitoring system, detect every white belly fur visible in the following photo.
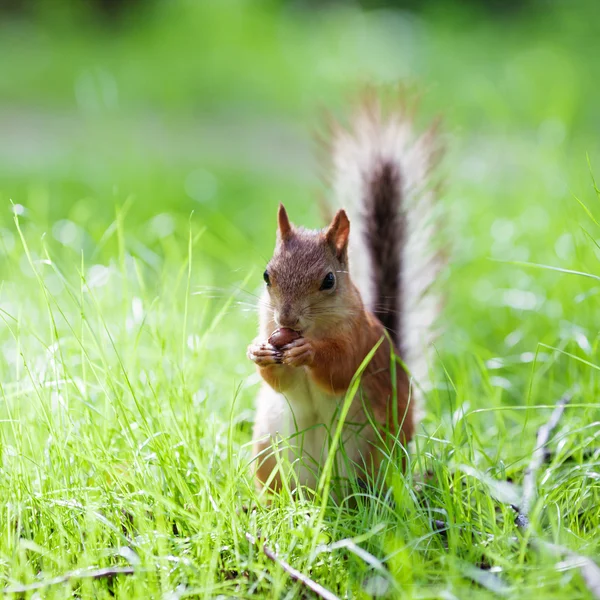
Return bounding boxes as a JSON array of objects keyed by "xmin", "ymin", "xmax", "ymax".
[{"xmin": 253, "ymin": 368, "xmax": 375, "ymax": 490}]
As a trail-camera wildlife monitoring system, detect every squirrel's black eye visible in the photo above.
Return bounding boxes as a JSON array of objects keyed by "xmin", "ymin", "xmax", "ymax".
[
  {"xmin": 320, "ymin": 272, "xmax": 335, "ymax": 291},
  {"xmin": 263, "ymin": 270, "xmax": 270, "ymax": 286}
]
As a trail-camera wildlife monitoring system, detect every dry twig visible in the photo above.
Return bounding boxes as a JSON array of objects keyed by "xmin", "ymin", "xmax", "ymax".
[
  {"xmin": 516, "ymin": 391, "xmax": 572, "ymax": 528},
  {"xmin": 246, "ymin": 532, "xmax": 340, "ymax": 600},
  {"xmin": 512, "ymin": 391, "xmax": 600, "ymax": 598}
]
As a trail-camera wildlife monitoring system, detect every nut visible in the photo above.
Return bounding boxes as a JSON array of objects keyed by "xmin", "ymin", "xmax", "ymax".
[{"xmin": 268, "ymin": 327, "xmax": 300, "ymax": 349}]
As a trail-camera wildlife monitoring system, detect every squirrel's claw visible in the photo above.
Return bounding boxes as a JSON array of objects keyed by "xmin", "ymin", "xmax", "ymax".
[
  {"xmin": 247, "ymin": 341, "xmax": 283, "ymax": 366},
  {"xmin": 282, "ymin": 338, "xmax": 315, "ymax": 368}
]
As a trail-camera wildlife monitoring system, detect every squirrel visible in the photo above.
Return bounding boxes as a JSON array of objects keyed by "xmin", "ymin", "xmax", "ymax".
[{"xmin": 247, "ymin": 95, "xmax": 443, "ymax": 494}]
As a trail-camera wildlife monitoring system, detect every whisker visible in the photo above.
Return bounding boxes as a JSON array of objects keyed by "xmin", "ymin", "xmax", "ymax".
[
  {"xmin": 233, "ymin": 287, "xmax": 266, "ymax": 302},
  {"xmin": 368, "ymin": 307, "xmax": 404, "ymax": 316},
  {"xmin": 305, "ymin": 296, "xmax": 333, "ymax": 310}
]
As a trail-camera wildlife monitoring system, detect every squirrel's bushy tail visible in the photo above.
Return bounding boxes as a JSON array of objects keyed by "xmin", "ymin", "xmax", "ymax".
[{"xmin": 325, "ymin": 95, "xmax": 443, "ymax": 419}]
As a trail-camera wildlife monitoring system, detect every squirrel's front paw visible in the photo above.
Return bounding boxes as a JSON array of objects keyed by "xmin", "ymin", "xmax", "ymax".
[
  {"xmin": 247, "ymin": 341, "xmax": 283, "ymax": 367},
  {"xmin": 282, "ymin": 338, "xmax": 315, "ymax": 368}
]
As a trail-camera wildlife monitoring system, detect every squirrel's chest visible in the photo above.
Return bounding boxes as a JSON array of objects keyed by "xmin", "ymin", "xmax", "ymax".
[
  {"xmin": 286, "ymin": 371, "xmax": 338, "ymax": 430},
  {"xmin": 282, "ymin": 375, "xmax": 343, "ymax": 484},
  {"xmin": 284, "ymin": 370, "xmax": 368, "ymax": 469}
]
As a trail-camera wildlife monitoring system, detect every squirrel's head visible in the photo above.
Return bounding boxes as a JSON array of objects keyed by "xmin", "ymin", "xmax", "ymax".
[{"xmin": 263, "ymin": 204, "xmax": 356, "ymax": 336}]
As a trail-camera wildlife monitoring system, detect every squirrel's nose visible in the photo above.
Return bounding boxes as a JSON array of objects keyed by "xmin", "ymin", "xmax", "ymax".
[
  {"xmin": 278, "ymin": 308, "xmax": 300, "ymax": 330},
  {"xmin": 279, "ymin": 316, "xmax": 300, "ymax": 330}
]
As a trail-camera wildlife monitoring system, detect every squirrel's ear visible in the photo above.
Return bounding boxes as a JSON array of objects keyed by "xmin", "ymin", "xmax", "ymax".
[
  {"xmin": 277, "ymin": 203, "xmax": 293, "ymax": 241},
  {"xmin": 326, "ymin": 209, "xmax": 350, "ymax": 260}
]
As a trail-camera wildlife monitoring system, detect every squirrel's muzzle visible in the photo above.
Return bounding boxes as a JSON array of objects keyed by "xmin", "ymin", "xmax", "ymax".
[{"xmin": 277, "ymin": 305, "xmax": 300, "ymax": 330}]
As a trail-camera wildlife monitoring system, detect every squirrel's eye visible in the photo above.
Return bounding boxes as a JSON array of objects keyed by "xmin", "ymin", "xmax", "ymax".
[
  {"xmin": 263, "ymin": 270, "xmax": 270, "ymax": 286},
  {"xmin": 320, "ymin": 272, "xmax": 335, "ymax": 291}
]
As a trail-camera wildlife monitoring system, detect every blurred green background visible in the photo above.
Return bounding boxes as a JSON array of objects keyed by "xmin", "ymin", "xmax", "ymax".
[{"xmin": 2, "ymin": 0, "xmax": 599, "ymax": 340}]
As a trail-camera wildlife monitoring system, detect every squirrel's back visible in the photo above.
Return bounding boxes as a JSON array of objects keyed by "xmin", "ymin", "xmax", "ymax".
[{"xmin": 325, "ymin": 95, "xmax": 443, "ymax": 418}]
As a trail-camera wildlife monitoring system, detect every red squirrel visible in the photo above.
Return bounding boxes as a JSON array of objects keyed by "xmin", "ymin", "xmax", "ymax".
[{"xmin": 247, "ymin": 96, "xmax": 442, "ymax": 493}]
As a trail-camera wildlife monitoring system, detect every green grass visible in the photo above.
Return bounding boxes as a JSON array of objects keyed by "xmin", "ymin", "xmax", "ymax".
[{"xmin": 1, "ymin": 0, "xmax": 600, "ymax": 597}]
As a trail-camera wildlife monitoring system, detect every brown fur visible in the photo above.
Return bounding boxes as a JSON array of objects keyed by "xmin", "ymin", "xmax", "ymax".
[
  {"xmin": 249, "ymin": 207, "xmax": 413, "ymax": 493},
  {"xmin": 253, "ymin": 436, "xmax": 283, "ymax": 492}
]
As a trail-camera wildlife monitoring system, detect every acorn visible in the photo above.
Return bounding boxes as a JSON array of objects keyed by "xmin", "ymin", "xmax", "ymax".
[{"xmin": 268, "ymin": 327, "xmax": 300, "ymax": 349}]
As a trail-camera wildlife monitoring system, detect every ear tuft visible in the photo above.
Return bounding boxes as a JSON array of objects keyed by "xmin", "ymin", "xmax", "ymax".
[
  {"xmin": 277, "ymin": 204, "xmax": 293, "ymax": 241},
  {"xmin": 325, "ymin": 209, "xmax": 350, "ymax": 259}
]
